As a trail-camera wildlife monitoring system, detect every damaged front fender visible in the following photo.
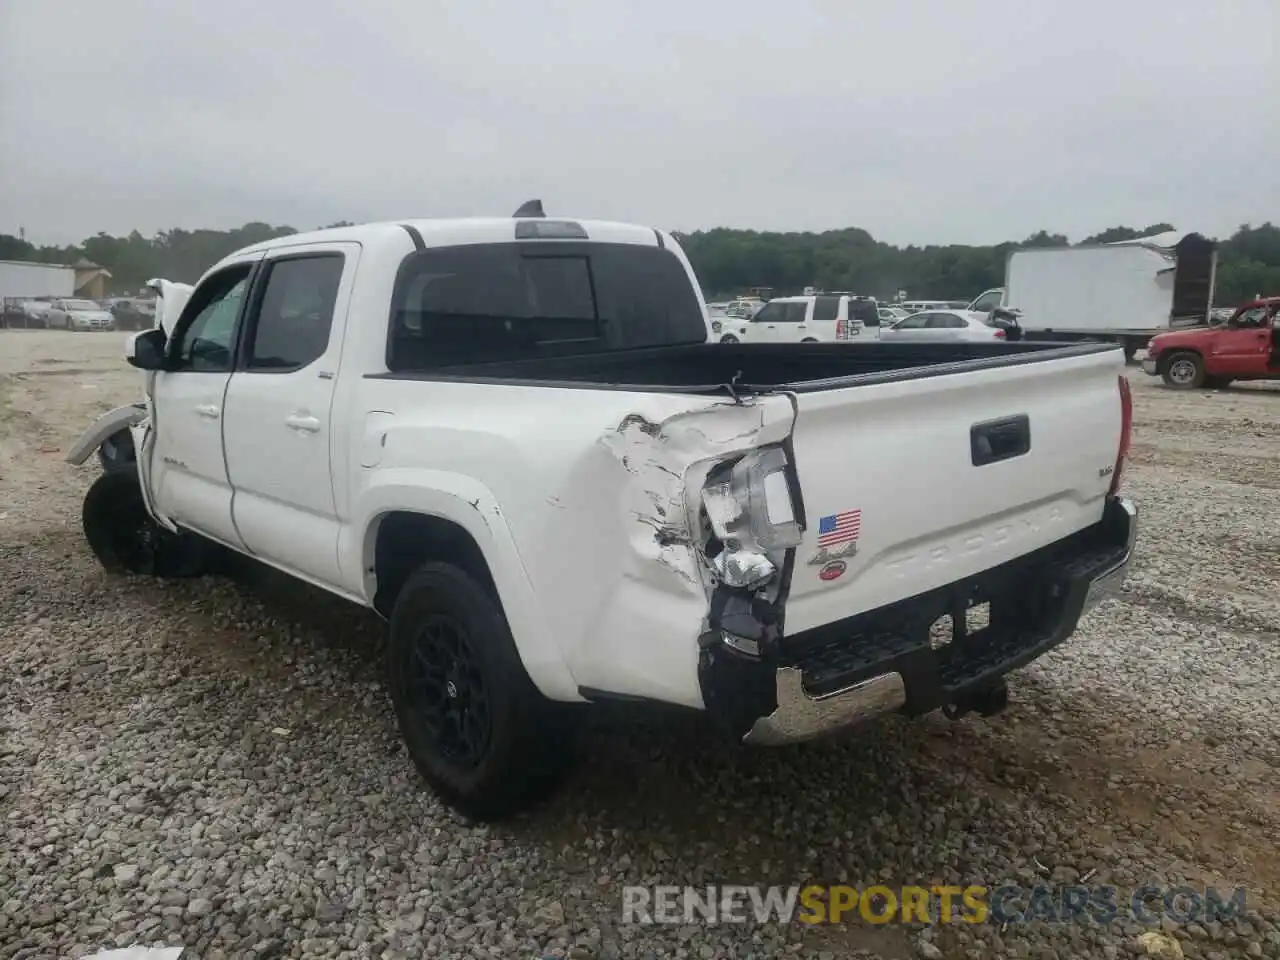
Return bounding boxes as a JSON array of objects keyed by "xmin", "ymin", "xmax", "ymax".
[{"xmin": 65, "ymin": 404, "xmax": 147, "ymax": 466}]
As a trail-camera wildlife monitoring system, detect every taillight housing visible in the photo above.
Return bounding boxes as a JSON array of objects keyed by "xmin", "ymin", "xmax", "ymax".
[
  {"xmin": 836, "ymin": 318, "xmax": 847, "ymax": 339},
  {"xmin": 992, "ymin": 328, "xmax": 1006, "ymax": 339},
  {"xmin": 1109, "ymin": 375, "xmax": 1133, "ymax": 496}
]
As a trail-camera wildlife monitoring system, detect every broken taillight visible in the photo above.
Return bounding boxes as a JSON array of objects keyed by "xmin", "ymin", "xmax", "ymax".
[
  {"xmin": 992, "ymin": 328, "xmax": 1006, "ymax": 339},
  {"xmin": 1109, "ymin": 374, "xmax": 1133, "ymax": 496},
  {"xmin": 836, "ymin": 318, "xmax": 847, "ymax": 339}
]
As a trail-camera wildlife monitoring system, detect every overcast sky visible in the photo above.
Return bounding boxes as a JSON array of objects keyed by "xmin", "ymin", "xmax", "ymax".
[{"xmin": 1, "ymin": 0, "xmax": 1275, "ymax": 247}]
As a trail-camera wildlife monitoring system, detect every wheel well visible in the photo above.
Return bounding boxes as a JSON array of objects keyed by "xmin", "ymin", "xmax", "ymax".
[
  {"xmin": 103, "ymin": 427, "xmax": 136, "ymax": 459},
  {"xmin": 370, "ymin": 511, "xmax": 498, "ymax": 618}
]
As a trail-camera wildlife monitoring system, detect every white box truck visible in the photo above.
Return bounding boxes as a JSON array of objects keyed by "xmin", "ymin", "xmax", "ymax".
[
  {"xmin": 0, "ymin": 260, "xmax": 76, "ymax": 299},
  {"xmin": 966, "ymin": 231, "xmax": 1217, "ymax": 362},
  {"xmin": 0, "ymin": 260, "xmax": 78, "ymax": 328}
]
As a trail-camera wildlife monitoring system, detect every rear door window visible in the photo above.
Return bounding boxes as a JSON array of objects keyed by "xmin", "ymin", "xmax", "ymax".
[
  {"xmin": 245, "ymin": 255, "xmax": 344, "ymax": 371},
  {"xmin": 782, "ymin": 301, "xmax": 809, "ymax": 323}
]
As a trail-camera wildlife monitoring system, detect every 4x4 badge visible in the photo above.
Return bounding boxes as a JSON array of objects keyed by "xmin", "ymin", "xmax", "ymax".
[{"xmin": 808, "ymin": 541, "xmax": 859, "ymax": 565}]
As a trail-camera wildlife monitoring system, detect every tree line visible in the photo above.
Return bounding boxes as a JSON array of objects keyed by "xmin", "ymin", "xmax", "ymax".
[{"xmin": 2, "ymin": 219, "xmax": 1277, "ymax": 306}]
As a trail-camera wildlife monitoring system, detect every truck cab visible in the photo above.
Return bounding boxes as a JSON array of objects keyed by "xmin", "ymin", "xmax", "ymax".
[{"xmin": 1141, "ymin": 296, "xmax": 1280, "ymax": 389}]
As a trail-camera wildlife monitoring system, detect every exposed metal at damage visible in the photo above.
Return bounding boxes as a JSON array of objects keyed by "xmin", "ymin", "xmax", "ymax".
[{"xmin": 600, "ymin": 398, "xmax": 786, "ymax": 599}]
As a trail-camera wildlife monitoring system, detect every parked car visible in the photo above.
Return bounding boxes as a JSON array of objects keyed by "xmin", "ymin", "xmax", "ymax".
[
  {"xmin": 1141, "ymin": 296, "xmax": 1280, "ymax": 389},
  {"xmin": 723, "ymin": 298, "xmax": 764, "ymax": 322},
  {"xmin": 46, "ymin": 297, "xmax": 115, "ymax": 331},
  {"xmin": 66, "ymin": 205, "xmax": 1137, "ymax": 822},
  {"xmin": 110, "ymin": 297, "xmax": 158, "ymax": 330},
  {"xmin": 895, "ymin": 300, "xmax": 953, "ymax": 314},
  {"xmin": 719, "ymin": 294, "xmax": 873, "ymax": 343},
  {"xmin": 2, "ymin": 297, "xmax": 55, "ymax": 327},
  {"xmin": 1, "ymin": 298, "xmax": 44, "ymax": 328},
  {"xmin": 879, "ymin": 309, "xmax": 1012, "ymax": 343},
  {"xmin": 878, "ymin": 307, "xmax": 910, "ymax": 326}
]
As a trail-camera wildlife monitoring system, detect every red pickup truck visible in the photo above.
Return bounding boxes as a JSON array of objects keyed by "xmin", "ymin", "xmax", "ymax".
[{"xmin": 1142, "ymin": 296, "xmax": 1280, "ymax": 389}]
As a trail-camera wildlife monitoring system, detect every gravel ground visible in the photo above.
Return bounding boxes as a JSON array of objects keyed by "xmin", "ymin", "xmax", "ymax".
[{"xmin": 1, "ymin": 330, "xmax": 1277, "ymax": 960}]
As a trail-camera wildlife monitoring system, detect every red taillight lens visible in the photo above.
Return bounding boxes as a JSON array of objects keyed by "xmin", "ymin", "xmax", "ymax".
[
  {"xmin": 993, "ymin": 328, "xmax": 1006, "ymax": 339},
  {"xmin": 836, "ymin": 318, "xmax": 847, "ymax": 339},
  {"xmin": 1109, "ymin": 374, "xmax": 1133, "ymax": 496}
]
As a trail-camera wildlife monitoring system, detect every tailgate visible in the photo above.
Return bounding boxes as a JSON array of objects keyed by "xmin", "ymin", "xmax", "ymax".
[{"xmin": 782, "ymin": 349, "xmax": 1124, "ymax": 635}]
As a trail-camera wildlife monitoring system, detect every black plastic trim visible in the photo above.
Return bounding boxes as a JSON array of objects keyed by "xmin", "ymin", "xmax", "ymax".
[
  {"xmin": 576, "ymin": 686, "xmax": 651, "ymax": 703},
  {"xmin": 365, "ymin": 340, "xmax": 1116, "ymax": 395},
  {"xmin": 399, "ymin": 224, "xmax": 425, "ymax": 251},
  {"xmin": 970, "ymin": 413, "xmax": 1031, "ymax": 466}
]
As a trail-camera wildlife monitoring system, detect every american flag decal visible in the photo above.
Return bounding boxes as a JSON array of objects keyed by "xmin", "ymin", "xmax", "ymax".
[{"xmin": 817, "ymin": 509, "xmax": 862, "ymax": 548}]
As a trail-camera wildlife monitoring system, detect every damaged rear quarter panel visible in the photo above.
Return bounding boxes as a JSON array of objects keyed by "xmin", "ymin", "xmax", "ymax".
[
  {"xmin": 352, "ymin": 378, "xmax": 794, "ymax": 709},
  {"xmin": 548, "ymin": 393, "xmax": 796, "ymax": 707}
]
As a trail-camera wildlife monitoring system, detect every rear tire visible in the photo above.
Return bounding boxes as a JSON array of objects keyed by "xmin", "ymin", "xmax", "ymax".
[
  {"xmin": 801, "ymin": 337, "xmax": 818, "ymax": 343},
  {"xmin": 1160, "ymin": 351, "xmax": 1205, "ymax": 389},
  {"xmin": 720, "ymin": 334, "xmax": 739, "ymax": 344},
  {"xmin": 386, "ymin": 562, "xmax": 576, "ymax": 822},
  {"xmin": 82, "ymin": 471, "xmax": 211, "ymax": 577}
]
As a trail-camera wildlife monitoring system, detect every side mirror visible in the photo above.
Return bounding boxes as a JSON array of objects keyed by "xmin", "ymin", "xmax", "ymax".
[{"xmin": 126, "ymin": 328, "xmax": 168, "ymax": 370}]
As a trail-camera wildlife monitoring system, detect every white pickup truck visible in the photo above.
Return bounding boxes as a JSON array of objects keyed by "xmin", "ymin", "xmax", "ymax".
[{"xmin": 68, "ymin": 204, "xmax": 1138, "ymax": 821}]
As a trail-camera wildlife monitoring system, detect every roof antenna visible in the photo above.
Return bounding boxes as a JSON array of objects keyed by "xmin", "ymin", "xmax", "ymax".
[{"xmin": 512, "ymin": 199, "xmax": 545, "ymax": 218}]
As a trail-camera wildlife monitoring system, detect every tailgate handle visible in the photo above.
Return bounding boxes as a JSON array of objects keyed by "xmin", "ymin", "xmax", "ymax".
[{"xmin": 971, "ymin": 415, "xmax": 1030, "ymax": 466}]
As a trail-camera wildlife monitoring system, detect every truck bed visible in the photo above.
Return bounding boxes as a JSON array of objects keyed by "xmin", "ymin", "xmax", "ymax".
[
  {"xmin": 409, "ymin": 337, "xmax": 1128, "ymax": 646},
  {"xmin": 390, "ymin": 340, "xmax": 1116, "ymax": 394}
]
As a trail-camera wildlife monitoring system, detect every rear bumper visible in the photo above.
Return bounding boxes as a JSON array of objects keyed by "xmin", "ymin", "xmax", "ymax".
[{"xmin": 700, "ymin": 496, "xmax": 1138, "ymax": 746}]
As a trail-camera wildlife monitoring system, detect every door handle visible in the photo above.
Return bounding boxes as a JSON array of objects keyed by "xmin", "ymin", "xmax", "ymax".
[
  {"xmin": 195, "ymin": 404, "xmax": 220, "ymax": 419},
  {"xmin": 971, "ymin": 414, "xmax": 1031, "ymax": 466},
  {"xmin": 286, "ymin": 414, "xmax": 321, "ymax": 433}
]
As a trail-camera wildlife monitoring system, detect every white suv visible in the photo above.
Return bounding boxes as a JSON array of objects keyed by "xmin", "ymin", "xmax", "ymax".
[{"xmin": 718, "ymin": 294, "xmax": 875, "ymax": 344}]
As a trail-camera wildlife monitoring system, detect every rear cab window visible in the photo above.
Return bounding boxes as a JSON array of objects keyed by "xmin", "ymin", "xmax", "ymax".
[{"xmin": 387, "ymin": 241, "xmax": 707, "ymax": 370}]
